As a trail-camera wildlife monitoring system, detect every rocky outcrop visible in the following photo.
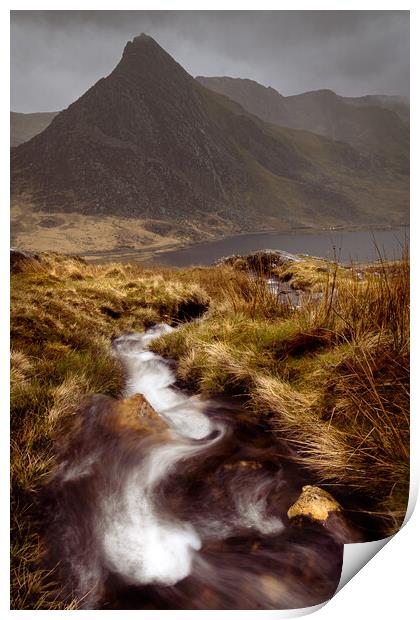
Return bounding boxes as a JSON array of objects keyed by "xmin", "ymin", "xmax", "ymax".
[{"xmin": 218, "ymin": 250, "xmax": 301, "ymax": 274}]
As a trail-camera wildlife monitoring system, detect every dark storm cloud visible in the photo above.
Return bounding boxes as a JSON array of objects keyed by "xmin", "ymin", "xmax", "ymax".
[{"xmin": 10, "ymin": 10, "xmax": 409, "ymax": 112}]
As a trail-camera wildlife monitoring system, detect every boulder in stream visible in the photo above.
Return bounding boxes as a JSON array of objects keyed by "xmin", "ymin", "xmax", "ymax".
[
  {"xmin": 288, "ymin": 485, "xmax": 362, "ymax": 543},
  {"xmin": 105, "ymin": 393, "xmax": 169, "ymax": 435},
  {"xmin": 287, "ymin": 485, "xmax": 341, "ymax": 522}
]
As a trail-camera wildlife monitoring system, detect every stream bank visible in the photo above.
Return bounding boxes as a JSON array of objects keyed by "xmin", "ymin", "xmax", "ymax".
[{"xmin": 11, "ymin": 250, "xmax": 409, "ymax": 610}]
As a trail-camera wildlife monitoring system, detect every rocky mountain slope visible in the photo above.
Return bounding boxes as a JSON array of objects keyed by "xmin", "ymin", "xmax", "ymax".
[{"xmin": 11, "ymin": 35, "xmax": 409, "ymax": 253}]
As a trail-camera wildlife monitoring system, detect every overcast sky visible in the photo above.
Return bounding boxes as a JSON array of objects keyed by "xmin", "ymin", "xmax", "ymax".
[{"xmin": 11, "ymin": 10, "xmax": 409, "ymax": 113}]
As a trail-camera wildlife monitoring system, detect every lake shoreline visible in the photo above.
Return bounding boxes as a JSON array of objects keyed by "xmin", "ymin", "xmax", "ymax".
[
  {"xmin": 152, "ymin": 226, "xmax": 409, "ymax": 267},
  {"xmin": 75, "ymin": 223, "xmax": 409, "ymax": 266}
]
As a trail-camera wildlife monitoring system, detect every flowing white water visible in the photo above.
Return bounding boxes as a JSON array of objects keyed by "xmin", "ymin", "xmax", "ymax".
[
  {"xmin": 113, "ymin": 326, "xmax": 214, "ymax": 439},
  {"xmin": 99, "ymin": 444, "xmax": 203, "ymax": 586},
  {"xmin": 98, "ymin": 325, "xmax": 227, "ymax": 586},
  {"xmin": 45, "ymin": 323, "xmax": 345, "ymax": 609}
]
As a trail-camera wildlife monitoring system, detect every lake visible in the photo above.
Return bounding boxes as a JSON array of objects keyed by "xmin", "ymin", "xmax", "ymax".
[{"xmin": 151, "ymin": 227, "xmax": 409, "ymax": 267}]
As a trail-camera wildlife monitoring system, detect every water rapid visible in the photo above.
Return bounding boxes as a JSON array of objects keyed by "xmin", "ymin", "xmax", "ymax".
[{"xmin": 42, "ymin": 324, "xmax": 344, "ymax": 609}]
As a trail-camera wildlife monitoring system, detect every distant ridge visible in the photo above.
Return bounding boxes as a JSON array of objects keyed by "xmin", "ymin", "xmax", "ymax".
[
  {"xmin": 11, "ymin": 111, "xmax": 59, "ymax": 146},
  {"xmin": 196, "ymin": 76, "xmax": 409, "ymax": 167}
]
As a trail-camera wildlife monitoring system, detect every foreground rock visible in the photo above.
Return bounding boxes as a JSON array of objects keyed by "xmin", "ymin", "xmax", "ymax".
[
  {"xmin": 288, "ymin": 485, "xmax": 361, "ymax": 543},
  {"xmin": 287, "ymin": 485, "xmax": 341, "ymax": 522}
]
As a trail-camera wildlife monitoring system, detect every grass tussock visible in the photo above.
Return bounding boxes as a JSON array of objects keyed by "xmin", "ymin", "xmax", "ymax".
[{"xmin": 275, "ymin": 256, "xmax": 351, "ymax": 291}]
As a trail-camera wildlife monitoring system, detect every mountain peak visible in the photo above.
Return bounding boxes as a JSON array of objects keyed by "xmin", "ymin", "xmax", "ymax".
[
  {"xmin": 11, "ymin": 36, "xmax": 408, "ymax": 245},
  {"xmin": 122, "ymin": 33, "xmax": 161, "ymax": 58},
  {"xmin": 134, "ymin": 32, "xmax": 152, "ymax": 42},
  {"xmin": 116, "ymin": 33, "xmax": 188, "ymax": 83}
]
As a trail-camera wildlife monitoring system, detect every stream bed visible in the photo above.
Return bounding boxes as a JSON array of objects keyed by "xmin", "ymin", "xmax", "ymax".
[{"xmin": 42, "ymin": 324, "xmax": 353, "ymax": 610}]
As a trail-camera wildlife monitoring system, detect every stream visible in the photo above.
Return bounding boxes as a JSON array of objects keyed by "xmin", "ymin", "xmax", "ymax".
[{"xmin": 43, "ymin": 324, "xmax": 348, "ymax": 610}]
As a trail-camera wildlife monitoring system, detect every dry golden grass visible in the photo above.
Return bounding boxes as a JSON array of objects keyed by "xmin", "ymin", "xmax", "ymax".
[
  {"xmin": 152, "ymin": 253, "xmax": 409, "ymax": 534},
  {"xmin": 10, "ymin": 252, "xmax": 209, "ymax": 609},
  {"xmin": 274, "ymin": 256, "xmax": 349, "ymax": 290},
  {"xmin": 11, "ymin": 203, "xmax": 183, "ymax": 256},
  {"xmin": 11, "ymin": 249, "xmax": 409, "ymax": 608}
]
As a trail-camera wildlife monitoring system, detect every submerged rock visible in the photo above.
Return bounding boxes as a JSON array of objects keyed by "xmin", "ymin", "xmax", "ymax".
[{"xmin": 223, "ymin": 460, "xmax": 263, "ymax": 471}]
